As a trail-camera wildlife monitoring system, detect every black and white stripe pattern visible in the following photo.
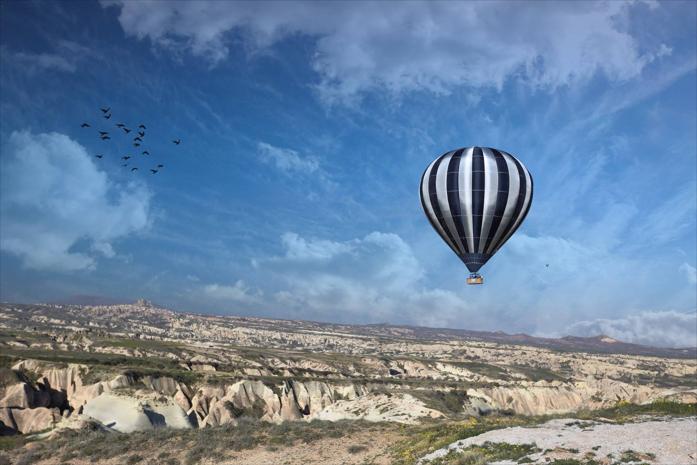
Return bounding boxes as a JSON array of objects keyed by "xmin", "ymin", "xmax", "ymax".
[{"xmin": 420, "ymin": 147, "xmax": 533, "ymax": 273}]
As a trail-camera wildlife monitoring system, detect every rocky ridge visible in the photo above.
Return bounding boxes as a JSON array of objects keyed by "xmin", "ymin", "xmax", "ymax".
[{"xmin": 0, "ymin": 302, "xmax": 695, "ymax": 436}]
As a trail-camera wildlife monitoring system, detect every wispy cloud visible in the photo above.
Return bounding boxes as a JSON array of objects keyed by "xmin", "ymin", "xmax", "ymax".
[
  {"xmin": 679, "ymin": 263, "xmax": 697, "ymax": 285},
  {"xmin": 257, "ymin": 142, "xmax": 320, "ymax": 174},
  {"xmin": 1, "ymin": 40, "xmax": 92, "ymax": 74},
  {"xmin": 104, "ymin": 1, "xmax": 668, "ymax": 103}
]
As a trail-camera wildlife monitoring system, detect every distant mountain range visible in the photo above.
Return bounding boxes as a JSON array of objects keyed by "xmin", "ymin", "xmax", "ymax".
[{"xmin": 8, "ymin": 297, "xmax": 696, "ymax": 359}]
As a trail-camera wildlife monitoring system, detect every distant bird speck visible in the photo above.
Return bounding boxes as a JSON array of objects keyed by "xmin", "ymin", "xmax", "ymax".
[
  {"xmin": 131, "ymin": 167, "xmax": 138, "ymax": 172},
  {"xmin": 104, "ymin": 113, "xmax": 111, "ymax": 119},
  {"xmin": 142, "ymin": 151, "xmax": 150, "ymax": 156},
  {"xmin": 157, "ymin": 164, "xmax": 164, "ymax": 168},
  {"xmin": 81, "ymin": 123, "xmax": 90, "ymax": 128},
  {"xmin": 116, "ymin": 123, "xmax": 125, "ymax": 128},
  {"xmin": 138, "ymin": 124, "xmax": 146, "ymax": 129},
  {"xmin": 95, "ymin": 155, "xmax": 103, "ymax": 159},
  {"xmin": 101, "ymin": 135, "xmax": 111, "ymax": 140},
  {"xmin": 172, "ymin": 139, "xmax": 181, "ymax": 145},
  {"xmin": 134, "ymin": 136, "xmax": 142, "ymax": 142},
  {"xmin": 99, "ymin": 131, "xmax": 108, "ymax": 136},
  {"xmin": 121, "ymin": 156, "xmax": 131, "ymax": 160},
  {"xmin": 100, "ymin": 107, "xmax": 110, "ymax": 113},
  {"xmin": 138, "ymin": 131, "xmax": 145, "ymax": 137},
  {"xmin": 150, "ymin": 169, "xmax": 158, "ymax": 174},
  {"xmin": 123, "ymin": 128, "xmax": 131, "ymax": 133}
]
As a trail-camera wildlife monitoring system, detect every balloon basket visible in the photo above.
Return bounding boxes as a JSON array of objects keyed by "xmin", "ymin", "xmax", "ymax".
[{"xmin": 467, "ymin": 273, "xmax": 483, "ymax": 285}]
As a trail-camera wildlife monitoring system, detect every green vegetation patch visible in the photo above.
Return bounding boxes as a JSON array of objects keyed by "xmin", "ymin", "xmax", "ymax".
[
  {"xmin": 577, "ymin": 400, "xmax": 697, "ymax": 422},
  {"xmin": 428, "ymin": 441, "xmax": 540, "ymax": 465},
  {"xmin": 408, "ymin": 390, "xmax": 469, "ymax": 416},
  {"xmin": 511, "ymin": 364, "xmax": 567, "ymax": 382},
  {"xmin": 392, "ymin": 415, "xmax": 545, "ymax": 465}
]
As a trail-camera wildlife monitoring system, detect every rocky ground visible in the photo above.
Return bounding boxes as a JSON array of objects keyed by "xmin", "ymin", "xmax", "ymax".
[
  {"xmin": 420, "ymin": 416, "xmax": 697, "ymax": 464},
  {"xmin": 0, "ymin": 301, "xmax": 695, "ymax": 464}
]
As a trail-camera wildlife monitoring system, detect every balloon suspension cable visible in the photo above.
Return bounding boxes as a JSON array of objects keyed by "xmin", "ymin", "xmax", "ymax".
[{"xmin": 466, "ymin": 273, "xmax": 483, "ymax": 285}]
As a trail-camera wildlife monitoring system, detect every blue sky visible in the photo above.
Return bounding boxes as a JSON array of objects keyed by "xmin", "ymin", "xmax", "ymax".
[{"xmin": 1, "ymin": 1, "xmax": 695, "ymax": 347}]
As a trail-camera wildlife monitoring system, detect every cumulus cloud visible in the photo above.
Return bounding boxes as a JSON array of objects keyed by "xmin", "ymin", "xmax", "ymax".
[
  {"xmin": 0, "ymin": 131, "xmax": 151, "ymax": 271},
  {"xmin": 255, "ymin": 231, "xmax": 478, "ymax": 327},
  {"xmin": 203, "ymin": 280, "xmax": 263, "ymax": 304},
  {"xmin": 257, "ymin": 142, "xmax": 320, "ymax": 174},
  {"xmin": 103, "ymin": 1, "xmax": 666, "ymax": 102},
  {"xmin": 566, "ymin": 310, "xmax": 697, "ymax": 348},
  {"xmin": 679, "ymin": 263, "xmax": 697, "ymax": 285}
]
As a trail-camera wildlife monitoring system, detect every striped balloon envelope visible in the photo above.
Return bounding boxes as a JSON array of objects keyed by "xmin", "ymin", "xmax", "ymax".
[{"xmin": 419, "ymin": 147, "xmax": 533, "ymax": 284}]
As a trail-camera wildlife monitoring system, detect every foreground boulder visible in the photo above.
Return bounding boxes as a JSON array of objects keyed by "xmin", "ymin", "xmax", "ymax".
[{"xmin": 82, "ymin": 393, "xmax": 192, "ymax": 433}]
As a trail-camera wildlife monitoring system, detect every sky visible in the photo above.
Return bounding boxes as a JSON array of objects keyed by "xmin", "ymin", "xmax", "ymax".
[{"xmin": 1, "ymin": 0, "xmax": 695, "ymax": 347}]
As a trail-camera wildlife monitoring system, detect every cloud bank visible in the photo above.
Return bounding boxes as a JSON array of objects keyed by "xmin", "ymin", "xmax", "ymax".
[
  {"xmin": 104, "ymin": 1, "xmax": 667, "ymax": 102},
  {"xmin": 567, "ymin": 310, "xmax": 697, "ymax": 348},
  {"xmin": 0, "ymin": 131, "xmax": 151, "ymax": 271}
]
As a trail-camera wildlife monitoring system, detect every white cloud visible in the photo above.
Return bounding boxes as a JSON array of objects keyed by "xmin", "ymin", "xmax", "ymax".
[
  {"xmin": 203, "ymin": 280, "xmax": 262, "ymax": 304},
  {"xmin": 0, "ymin": 131, "xmax": 151, "ymax": 271},
  {"xmin": 566, "ymin": 310, "xmax": 697, "ymax": 348},
  {"xmin": 256, "ymin": 231, "xmax": 478, "ymax": 326},
  {"xmin": 257, "ymin": 142, "xmax": 319, "ymax": 174},
  {"xmin": 679, "ymin": 263, "xmax": 697, "ymax": 285},
  {"xmin": 104, "ymin": 1, "xmax": 666, "ymax": 102},
  {"xmin": 280, "ymin": 232, "xmax": 352, "ymax": 261}
]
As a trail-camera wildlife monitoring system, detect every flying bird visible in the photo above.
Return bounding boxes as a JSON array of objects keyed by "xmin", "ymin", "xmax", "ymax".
[
  {"xmin": 138, "ymin": 124, "xmax": 146, "ymax": 129},
  {"xmin": 95, "ymin": 155, "xmax": 103, "ymax": 159},
  {"xmin": 134, "ymin": 136, "xmax": 142, "ymax": 142},
  {"xmin": 123, "ymin": 128, "xmax": 131, "ymax": 133},
  {"xmin": 138, "ymin": 131, "xmax": 145, "ymax": 137},
  {"xmin": 122, "ymin": 163, "xmax": 128, "ymax": 167},
  {"xmin": 98, "ymin": 131, "xmax": 109, "ymax": 136},
  {"xmin": 134, "ymin": 143, "xmax": 141, "ymax": 147},
  {"xmin": 104, "ymin": 113, "xmax": 111, "ymax": 120},
  {"xmin": 150, "ymin": 169, "xmax": 158, "ymax": 174},
  {"xmin": 121, "ymin": 156, "xmax": 131, "ymax": 160},
  {"xmin": 101, "ymin": 135, "xmax": 111, "ymax": 140},
  {"xmin": 116, "ymin": 123, "xmax": 125, "ymax": 128},
  {"xmin": 81, "ymin": 123, "xmax": 90, "ymax": 128},
  {"xmin": 142, "ymin": 151, "xmax": 150, "ymax": 156},
  {"xmin": 172, "ymin": 139, "xmax": 181, "ymax": 145},
  {"xmin": 100, "ymin": 107, "xmax": 110, "ymax": 113},
  {"xmin": 545, "ymin": 264, "xmax": 549, "ymax": 268},
  {"xmin": 156, "ymin": 164, "xmax": 164, "ymax": 168},
  {"xmin": 131, "ymin": 167, "xmax": 138, "ymax": 172}
]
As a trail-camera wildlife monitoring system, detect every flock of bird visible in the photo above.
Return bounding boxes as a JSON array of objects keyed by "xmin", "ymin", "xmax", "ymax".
[{"xmin": 81, "ymin": 107, "xmax": 181, "ymax": 174}]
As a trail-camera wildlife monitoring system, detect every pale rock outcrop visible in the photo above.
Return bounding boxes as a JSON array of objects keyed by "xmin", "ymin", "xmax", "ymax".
[
  {"xmin": 316, "ymin": 393, "xmax": 442, "ymax": 424},
  {"xmin": 286, "ymin": 380, "xmax": 334, "ymax": 416},
  {"xmin": 9, "ymin": 407, "xmax": 61, "ymax": 433},
  {"xmin": 174, "ymin": 388, "xmax": 192, "ymax": 411},
  {"xmin": 0, "ymin": 383, "xmax": 40, "ymax": 409},
  {"xmin": 0, "ymin": 407, "xmax": 17, "ymax": 431},
  {"xmin": 82, "ymin": 393, "xmax": 192, "ymax": 433}
]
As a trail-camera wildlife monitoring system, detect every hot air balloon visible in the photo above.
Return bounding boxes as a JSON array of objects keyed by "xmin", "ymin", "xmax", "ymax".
[{"xmin": 420, "ymin": 147, "xmax": 533, "ymax": 285}]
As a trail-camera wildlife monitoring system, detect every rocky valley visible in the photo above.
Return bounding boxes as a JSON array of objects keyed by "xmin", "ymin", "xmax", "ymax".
[{"xmin": 0, "ymin": 301, "xmax": 695, "ymax": 465}]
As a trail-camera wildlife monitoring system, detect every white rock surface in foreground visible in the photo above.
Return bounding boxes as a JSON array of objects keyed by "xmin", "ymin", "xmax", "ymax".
[
  {"xmin": 82, "ymin": 393, "xmax": 192, "ymax": 433},
  {"xmin": 420, "ymin": 417, "xmax": 697, "ymax": 465}
]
